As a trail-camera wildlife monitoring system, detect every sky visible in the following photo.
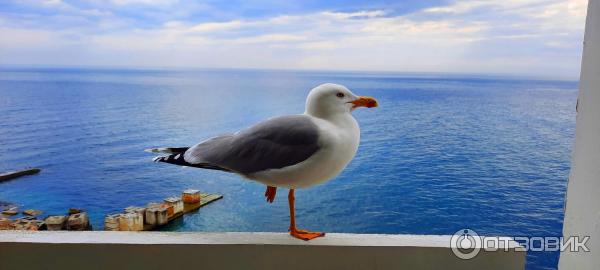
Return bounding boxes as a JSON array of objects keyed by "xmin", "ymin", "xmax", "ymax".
[{"xmin": 0, "ymin": 0, "xmax": 588, "ymax": 79}]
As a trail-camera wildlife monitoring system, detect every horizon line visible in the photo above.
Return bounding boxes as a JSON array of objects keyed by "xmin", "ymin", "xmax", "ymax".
[{"xmin": 0, "ymin": 64, "xmax": 581, "ymax": 82}]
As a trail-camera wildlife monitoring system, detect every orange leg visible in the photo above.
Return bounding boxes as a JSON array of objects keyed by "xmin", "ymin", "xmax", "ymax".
[
  {"xmin": 288, "ymin": 189, "xmax": 325, "ymax": 241},
  {"xmin": 265, "ymin": 186, "xmax": 276, "ymax": 203}
]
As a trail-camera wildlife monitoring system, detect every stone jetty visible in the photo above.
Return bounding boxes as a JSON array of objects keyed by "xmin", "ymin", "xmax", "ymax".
[
  {"xmin": 0, "ymin": 207, "xmax": 90, "ymax": 231},
  {"xmin": 0, "ymin": 168, "xmax": 41, "ymax": 183},
  {"xmin": 0, "ymin": 189, "xmax": 222, "ymax": 231},
  {"xmin": 104, "ymin": 190, "xmax": 222, "ymax": 231}
]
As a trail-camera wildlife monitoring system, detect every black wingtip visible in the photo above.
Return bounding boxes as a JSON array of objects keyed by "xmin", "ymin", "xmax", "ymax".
[{"xmin": 152, "ymin": 153, "xmax": 232, "ymax": 172}]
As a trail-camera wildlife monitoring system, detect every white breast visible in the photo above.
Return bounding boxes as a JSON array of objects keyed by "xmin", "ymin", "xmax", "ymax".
[{"xmin": 248, "ymin": 113, "xmax": 360, "ymax": 189}]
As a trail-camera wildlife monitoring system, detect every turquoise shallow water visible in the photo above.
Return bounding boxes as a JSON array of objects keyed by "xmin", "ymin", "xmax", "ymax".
[{"xmin": 0, "ymin": 68, "xmax": 577, "ymax": 269}]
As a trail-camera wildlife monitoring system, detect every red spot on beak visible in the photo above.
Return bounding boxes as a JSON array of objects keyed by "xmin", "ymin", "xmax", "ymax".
[{"xmin": 350, "ymin": 96, "xmax": 378, "ymax": 108}]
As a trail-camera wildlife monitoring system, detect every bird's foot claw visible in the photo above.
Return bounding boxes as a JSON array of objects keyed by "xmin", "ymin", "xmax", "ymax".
[{"xmin": 290, "ymin": 229, "xmax": 325, "ymax": 241}]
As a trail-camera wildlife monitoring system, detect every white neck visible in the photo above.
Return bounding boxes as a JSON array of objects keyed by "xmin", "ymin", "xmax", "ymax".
[{"xmin": 305, "ymin": 110, "xmax": 357, "ymax": 130}]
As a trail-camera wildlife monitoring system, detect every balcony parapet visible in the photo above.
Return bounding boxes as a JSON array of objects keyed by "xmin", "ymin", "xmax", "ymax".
[{"xmin": 0, "ymin": 231, "xmax": 525, "ymax": 270}]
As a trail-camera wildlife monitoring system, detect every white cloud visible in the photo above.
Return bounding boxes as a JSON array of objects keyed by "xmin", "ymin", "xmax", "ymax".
[
  {"xmin": 0, "ymin": 0, "xmax": 588, "ymax": 78},
  {"xmin": 189, "ymin": 20, "xmax": 245, "ymax": 32},
  {"xmin": 321, "ymin": 10, "xmax": 386, "ymax": 19},
  {"xmin": 296, "ymin": 41, "xmax": 338, "ymax": 50},
  {"xmin": 423, "ymin": 1, "xmax": 487, "ymax": 14},
  {"xmin": 231, "ymin": 34, "xmax": 306, "ymax": 44},
  {"xmin": 42, "ymin": 0, "xmax": 64, "ymax": 6},
  {"xmin": 111, "ymin": 0, "xmax": 179, "ymax": 6}
]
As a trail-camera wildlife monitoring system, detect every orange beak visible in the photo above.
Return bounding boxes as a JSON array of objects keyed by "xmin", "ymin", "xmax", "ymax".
[{"xmin": 350, "ymin": 96, "xmax": 378, "ymax": 109}]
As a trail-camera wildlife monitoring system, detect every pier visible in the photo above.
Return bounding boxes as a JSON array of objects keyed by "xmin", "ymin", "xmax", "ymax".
[
  {"xmin": 0, "ymin": 168, "xmax": 41, "ymax": 183},
  {"xmin": 0, "ymin": 189, "xmax": 222, "ymax": 232},
  {"xmin": 104, "ymin": 190, "xmax": 223, "ymax": 231},
  {"xmin": 141, "ymin": 192, "xmax": 223, "ymax": 231}
]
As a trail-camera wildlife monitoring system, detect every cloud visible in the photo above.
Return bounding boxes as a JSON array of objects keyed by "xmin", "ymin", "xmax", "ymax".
[
  {"xmin": 321, "ymin": 10, "xmax": 387, "ymax": 19},
  {"xmin": 189, "ymin": 20, "xmax": 245, "ymax": 32},
  {"xmin": 111, "ymin": 0, "xmax": 179, "ymax": 6},
  {"xmin": 232, "ymin": 34, "xmax": 306, "ymax": 44},
  {"xmin": 423, "ymin": 1, "xmax": 487, "ymax": 14},
  {"xmin": 0, "ymin": 0, "xmax": 588, "ymax": 78}
]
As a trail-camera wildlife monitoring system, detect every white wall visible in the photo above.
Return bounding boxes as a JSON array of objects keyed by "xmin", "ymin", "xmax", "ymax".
[
  {"xmin": 0, "ymin": 231, "xmax": 525, "ymax": 270},
  {"xmin": 559, "ymin": 0, "xmax": 600, "ymax": 269}
]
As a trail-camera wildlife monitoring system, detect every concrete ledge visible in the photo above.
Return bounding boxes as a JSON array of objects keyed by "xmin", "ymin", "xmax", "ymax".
[{"xmin": 0, "ymin": 231, "xmax": 525, "ymax": 270}]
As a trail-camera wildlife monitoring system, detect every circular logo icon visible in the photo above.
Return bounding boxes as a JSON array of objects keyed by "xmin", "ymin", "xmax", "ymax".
[{"xmin": 451, "ymin": 229, "xmax": 481, "ymax": 260}]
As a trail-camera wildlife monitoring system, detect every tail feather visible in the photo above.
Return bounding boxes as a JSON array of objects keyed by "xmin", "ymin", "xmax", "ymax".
[
  {"xmin": 152, "ymin": 152, "xmax": 232, "ymax": 172},
  {"xmin": 152, "ymin": 152, "xmax": 188, "ymax": 166},
  {"xmin": 145, "ymin": 147, "xmax": 189, "ymax": 154}
]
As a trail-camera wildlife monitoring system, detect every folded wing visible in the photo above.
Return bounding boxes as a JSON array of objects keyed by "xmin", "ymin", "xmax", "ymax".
[{"xmin": 183, "ymin": 115, "xmax": 321, "ymax": 175}]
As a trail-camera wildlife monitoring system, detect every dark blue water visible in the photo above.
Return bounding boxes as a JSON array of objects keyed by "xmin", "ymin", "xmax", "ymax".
[{"xmin": 0, "ymin": 68, "xmax": 576, "ymax": 269}]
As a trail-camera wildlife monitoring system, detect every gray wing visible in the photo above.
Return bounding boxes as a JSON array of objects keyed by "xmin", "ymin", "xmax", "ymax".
[{"xmin": 183, "ymin": 115, "xmax": 321, "ymax": 174}]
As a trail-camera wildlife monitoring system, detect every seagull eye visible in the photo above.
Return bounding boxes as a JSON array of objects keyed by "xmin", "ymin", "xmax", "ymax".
[{"xmin": 336, "ymin": 92, "xmax": 345, "ymax": 98}]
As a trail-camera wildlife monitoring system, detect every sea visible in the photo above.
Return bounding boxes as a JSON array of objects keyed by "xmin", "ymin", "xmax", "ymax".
[{"xmin": 0, "ymin": 68, "xmax": 577, "ymax": 270}]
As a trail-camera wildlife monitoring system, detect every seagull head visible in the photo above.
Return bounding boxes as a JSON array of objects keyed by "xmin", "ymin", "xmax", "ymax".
[{"xmin": 305, "ymin": 83, "xmax": 378, "ymax": 118}]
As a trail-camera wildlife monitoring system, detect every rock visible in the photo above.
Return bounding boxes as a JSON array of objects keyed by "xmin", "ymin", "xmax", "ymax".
[
  {"xmin": 12, "ymin": 219, "xmax": 43, "ymax": 230},
  {"xmin": 0, "ymin": 218, "xmax": 13, "ymax": 230},
  {"xmin": 0, "ymin": 201, "xmax": 13, "ymax": 209},
  {"xmin": 23, "ymin": 209, "xmax": 43, "ymax": 216},
  {"xmin": 30, "ymin": 220, "xmax": 46, "ymax": 230},
  {"xmin": 12, "ymin": 219, "xmax": 29, "ymax": 230},
  {"xmin": 45, "ymin": 215, "xmax": 67, "ymax": 231},
  {"xmin": 67, "ymin": 212, "xmax": 91, "ymax": 231},
  {"xmin": 104, "ymin": 214, "xmax": 122, "ymax": 231},
  {"xmin": 68, "ymin": 208, "xmax": 83, "ymax": 215},
  {"xmin": 1, "ymin": 207, "xmax": 18, "ymax": 216}
]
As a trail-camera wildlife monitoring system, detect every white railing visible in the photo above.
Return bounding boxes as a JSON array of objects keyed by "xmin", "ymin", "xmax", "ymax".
[{"xmin": 0, "ymin": 231, "xmax": 524, "ymax": 270}]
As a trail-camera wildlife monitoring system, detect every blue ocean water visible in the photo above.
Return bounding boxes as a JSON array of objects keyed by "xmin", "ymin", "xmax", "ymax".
[{"xmin": 0, "ymin": 68, "xmax": 576, "ymax": 269}]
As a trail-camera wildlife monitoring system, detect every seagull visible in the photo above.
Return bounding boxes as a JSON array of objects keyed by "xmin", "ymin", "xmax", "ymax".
[{"xmin": 147, "ymin": 83, "xmax": 378, "ymax": 240}]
